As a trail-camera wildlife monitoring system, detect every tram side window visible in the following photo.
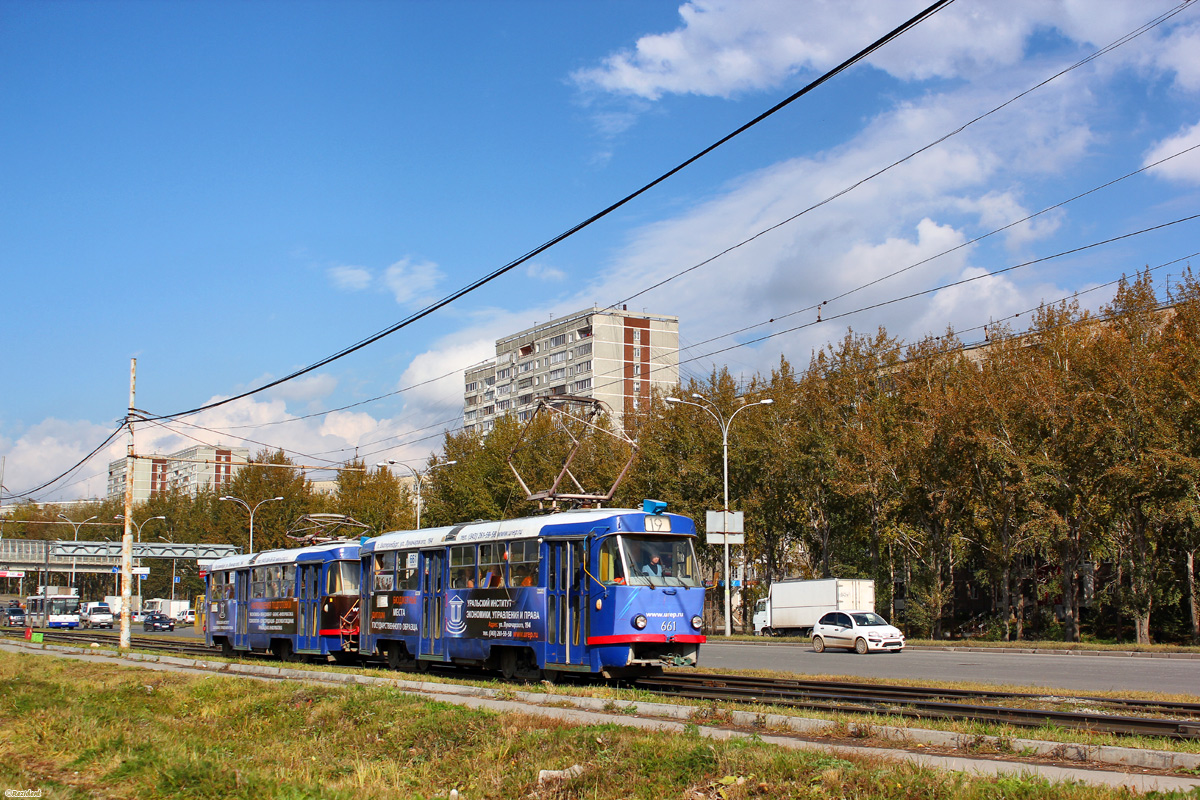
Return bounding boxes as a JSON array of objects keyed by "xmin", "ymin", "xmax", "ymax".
[
  {"xmin": 327, "ymin": 561, "xmax": 360, "ymax": 596},
  {"xmin": 374, "ymin": 552, "xmax": 396, "ymax": 592},
  {"xmin": 479, "ymin": 543, "xmax": 504, "ymax": 588},
  {"xmin": 396, "ymin": 551, "xmax": 419, "ymax": 590},
  {"xmin": 508, "ymin": 540, "xmax": 539, "ymax": 587},
  {"xmin": 598, "ymin": 538, "xmax": 626, "ymax": 585},
  {"xmin": 251, "ymin": 568, "xmax": 267, "ymax": 598},
  {"xmin": 450, "ymin": 545, "xmax": 476, "ymax": 588},
  {"xmin": 279, "ymin": 565, "xmax": 295, "ymax": 598}
]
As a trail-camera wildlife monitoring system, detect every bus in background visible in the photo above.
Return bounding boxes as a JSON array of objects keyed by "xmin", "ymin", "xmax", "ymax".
[{"xmin": 26, "ymin": 592, "xmax": 81, "ymax": 628}]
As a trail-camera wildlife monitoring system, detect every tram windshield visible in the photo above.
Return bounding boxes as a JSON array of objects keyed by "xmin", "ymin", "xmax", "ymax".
[
  {"xmin": 326, "ymin": 561, "xmax": 360, "ymax": 596},
  {"xmin": 598, "ymin": 535, "xmax": 701, "ymax": 588}
]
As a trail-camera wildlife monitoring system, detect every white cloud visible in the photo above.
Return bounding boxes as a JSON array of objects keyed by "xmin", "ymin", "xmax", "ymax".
[
  {"xmin": 1144, "ymin": 120, "xmax": 1200, "ymax": 183},
  {"xmin": 525, "ymin": 261, "xmax": 567, "ymax": 282},
  {"xmin": 266, "ymin": 373, "xmax": 339, "ymax": 404},
  {"xmin": 0, "ymin": 418, "xmax": 117, "ymax": 501},
  {"xmin": 960, "ymin": 191, "xmax": 1064, "ymax": 251},
  {"xmin": 384, "ymin": 257, "xmax": 444, "ymax": 308},
  {"xmin": 573, "ymin": 0, "xmax": 1194, "ymax": 98},
  {"xmin": 328, "ymin": 265, "xmax": 372, "ymax": 291}
]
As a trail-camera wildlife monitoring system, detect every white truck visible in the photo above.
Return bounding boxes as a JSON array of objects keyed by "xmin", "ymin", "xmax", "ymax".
[
  {"xmin": 104, "ymin": 595, "xmax": 143, "ymax": 620},
  {"xmin": 145, "ymin": 598, "xmax": 190, "ymax": 621},
  {"xmin": 752, "ymin": 578, "xmax": 875, "ymax": 637},
  {"xmin": 81, "ymin": 601, "xmax": 114, "ymax": 629}
]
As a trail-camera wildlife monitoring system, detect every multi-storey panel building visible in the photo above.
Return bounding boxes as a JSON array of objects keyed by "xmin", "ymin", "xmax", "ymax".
[
  {"xmin": 106, "ymin": 445, "xmax": 249, "ymax": 503},
  {"xmin": 464, "ymin": 307, "xmax": 678, "ymax": 434}
]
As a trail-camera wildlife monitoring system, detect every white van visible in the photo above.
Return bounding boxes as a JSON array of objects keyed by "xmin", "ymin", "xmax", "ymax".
[
  {"xmin": 178, "ymin": 609, "xmax": 196, "ymax": 625},
  {"xmin": 81, "ymin": 602, "xmax": 114, "ymax": 629}
]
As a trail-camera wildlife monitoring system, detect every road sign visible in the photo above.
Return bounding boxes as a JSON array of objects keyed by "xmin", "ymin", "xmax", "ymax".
[
  {"xmin": 705, "ymin": 510, "xmax": 745, "ymax": 545},
  {"xmin": 112, "ymin": 567, "xmax": 150, "ymax": 576}
]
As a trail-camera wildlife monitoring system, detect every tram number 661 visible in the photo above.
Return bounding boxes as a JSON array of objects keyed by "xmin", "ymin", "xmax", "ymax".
[{"xmin": 661, "ymin": 620, "xmax": 677, "ymax": 632}]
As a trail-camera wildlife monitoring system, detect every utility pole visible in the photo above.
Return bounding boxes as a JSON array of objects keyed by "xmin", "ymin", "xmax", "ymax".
[{"xmin": 120, "ymin": 358, "xmax": 135, "ymax": 650}]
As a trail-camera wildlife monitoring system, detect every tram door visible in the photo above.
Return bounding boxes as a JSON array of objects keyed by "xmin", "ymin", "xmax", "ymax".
[
  {"xmin": 235, "ymin": 570, "xmax": 249, "ymax": 642},
  {"xmin": 297, "ymin": 564, "xmax": 320, "ymax": 652},
  {"xmin": 545, "ymin": 540, "xmax": 587, "ymax": 667},
  {"xmin": 419, "ymin": 550, "xmax": 445, "ymax": 658}
]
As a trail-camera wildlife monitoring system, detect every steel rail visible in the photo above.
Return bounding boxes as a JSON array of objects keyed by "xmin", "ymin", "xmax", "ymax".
[
  {"xmin": 635, "ymin": 674, "xmax": 1200, "ymax": 740},
  {"xmin": 647, "ymin": 672, "xmax": 1200, "ymax": 716}
]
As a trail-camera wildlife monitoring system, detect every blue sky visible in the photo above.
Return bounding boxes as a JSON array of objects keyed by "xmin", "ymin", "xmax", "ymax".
[{"xmin": 3, "ymin": 0, "xmax": 1199, "ymax": 501}]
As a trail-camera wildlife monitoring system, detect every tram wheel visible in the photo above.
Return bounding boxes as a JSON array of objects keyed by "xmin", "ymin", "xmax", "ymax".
[
  {"xmin": 386, "ymin": 642, "xmax": 414, "ymax": 672},
  {"xmin": 274, "ymin": 641, "xmax": 301, "ymax": 662},
  {"xmin": 499, "ymin": 650, "xmax": 518, "ymax": 681},
  {"xmin": 541, "ymin": 668, "xmax": 560, "ymax": 684}
]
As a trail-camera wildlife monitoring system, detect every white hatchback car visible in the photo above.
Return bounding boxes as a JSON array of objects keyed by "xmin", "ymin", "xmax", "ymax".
[{"xmin": 812, "ymin": 610, "xmax": 905, "ymax": 654}]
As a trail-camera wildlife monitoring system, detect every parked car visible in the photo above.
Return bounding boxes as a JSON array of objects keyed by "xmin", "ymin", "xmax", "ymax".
[
  {"xmin": 177, "ymin": 609, "xmax": 196, "ymax": 625},
  {"xmin": 812, "ymin": 610, "xmax": 905, "ymax": 654},
  {"xmin": 142, "ymin": 612, "xmax": 175, "ymax": 632},
  {"xmin": 1, "ymin": 607, "xmax": 25, "ymax": 627}
]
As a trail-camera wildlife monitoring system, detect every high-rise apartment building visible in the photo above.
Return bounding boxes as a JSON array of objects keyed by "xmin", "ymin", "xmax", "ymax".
[
  {"xmin": 464, "ymin": 307, "xmax": 678, "ymax": 433},
  {"xmin": 107, "ymin": 445, "xmax": 249, "ymax": 503}
]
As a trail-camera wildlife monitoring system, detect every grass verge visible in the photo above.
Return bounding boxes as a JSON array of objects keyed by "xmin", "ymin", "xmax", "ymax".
[{"xmin": 1, "ymin": 651, "xmax": 1196, "ymax": 799}]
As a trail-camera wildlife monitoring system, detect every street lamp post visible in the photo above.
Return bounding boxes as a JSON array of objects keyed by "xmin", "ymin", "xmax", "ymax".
[
  {"xmin": 114, "ymin": 514, "xmax": 165, "ymax": 601},
  {"xmin": 665, "ymin": 393, "xmax": 773, "ymax": 636},
  {"xmin": 376, "ymin": 460, "xmax": 457, "ymax": 529},
  {"xmin": 219, "ymin": 495, "xmax": 282, "ymax": 555},
  {"xmin": 58, "ymin": 513, "xmax": 97, "ymax": 591}
]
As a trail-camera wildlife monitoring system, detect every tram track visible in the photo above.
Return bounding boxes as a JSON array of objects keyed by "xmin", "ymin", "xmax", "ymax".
[
  {"xmin": 4, "ymin": 628, "xmax": 217, "ymax": 658},
  {"xmin": 633, "ymin": 673, "xmax": 1200, "ymax": 740},
  {"xmin": 11, "ymin": 629, "xmax": 1200, "ymax": 741}
]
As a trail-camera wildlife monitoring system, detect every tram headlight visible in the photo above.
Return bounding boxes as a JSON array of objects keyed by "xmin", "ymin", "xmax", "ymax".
[
  {"xmin": 632, "ymin": 614, "xmax": 648, "ymax": 630},
  {"xmin": 691, "ymin": 615, "xmax": 702, "ymax": 630}
]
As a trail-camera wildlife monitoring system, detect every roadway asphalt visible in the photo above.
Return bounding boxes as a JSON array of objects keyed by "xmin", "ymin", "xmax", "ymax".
[{"xmin": 699, "ymin": 641, "xmax": 1200, "ymax": 696}]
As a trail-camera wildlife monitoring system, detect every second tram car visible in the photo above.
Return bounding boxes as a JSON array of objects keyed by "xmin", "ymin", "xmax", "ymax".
[
  {"xmin": 360, "ymin": 501, "xmax": 706, "ymax": 680},
  {"xmin": 206, "ymin": 541, "xmax": 361, "ymax": 661}
]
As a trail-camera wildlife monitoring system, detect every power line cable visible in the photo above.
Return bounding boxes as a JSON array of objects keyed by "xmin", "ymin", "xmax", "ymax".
[
  {"xmin": 681, "ymin": 214, "xmax": 1200, "ymax": 367},
  {"xmin": 140, "ymin": 0, "xmax": 958, "ymax": 424},
  {"xmin": 609, "ymin": 0, "xmax": 1197, "ymax": 314}
]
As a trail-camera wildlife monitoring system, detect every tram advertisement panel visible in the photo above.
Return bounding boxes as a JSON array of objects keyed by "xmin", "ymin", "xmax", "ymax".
[
  {"xmin": 210, "ymin": 599, "xmax": 235, "ymax": 634},
  {"xmin": 367, "ymin": 591, "xmax": 420, "ymax": 635},
  {"xmin": 248, "ymin": 598, "xmax": 298, "ymax": 635},
  {"xmin": 445, "ymin": 588, "xmax": 546, "ymax": 641}
]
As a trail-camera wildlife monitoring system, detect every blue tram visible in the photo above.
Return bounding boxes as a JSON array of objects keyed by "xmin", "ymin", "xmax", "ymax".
[
  {"xmin": 360, "ymin": 501, "xmax": 706, "ymax": 680},
  {"xmin": 205, "ymin": 541, "xmax": 361, "ymax": 661}
]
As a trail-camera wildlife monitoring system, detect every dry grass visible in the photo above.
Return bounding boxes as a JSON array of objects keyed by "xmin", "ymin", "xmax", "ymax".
[{"xmin": 0, "ymin": 651, "xmax": 1194, "ymax": 799}]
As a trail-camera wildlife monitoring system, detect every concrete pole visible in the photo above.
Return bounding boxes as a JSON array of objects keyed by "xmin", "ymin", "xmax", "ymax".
[{"xmin": 120, "ymin": 358, "xmax": 135, "ymax": 650}]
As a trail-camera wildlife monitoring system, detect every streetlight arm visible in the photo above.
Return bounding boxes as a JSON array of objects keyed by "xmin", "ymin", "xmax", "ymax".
[
  {"xmin": 727, "ymin": 398, "xmax": 773, "ymax": 427},
  {"xmin": 665, "ymin": 396, "xmax": 725, "ymax": 430}
]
